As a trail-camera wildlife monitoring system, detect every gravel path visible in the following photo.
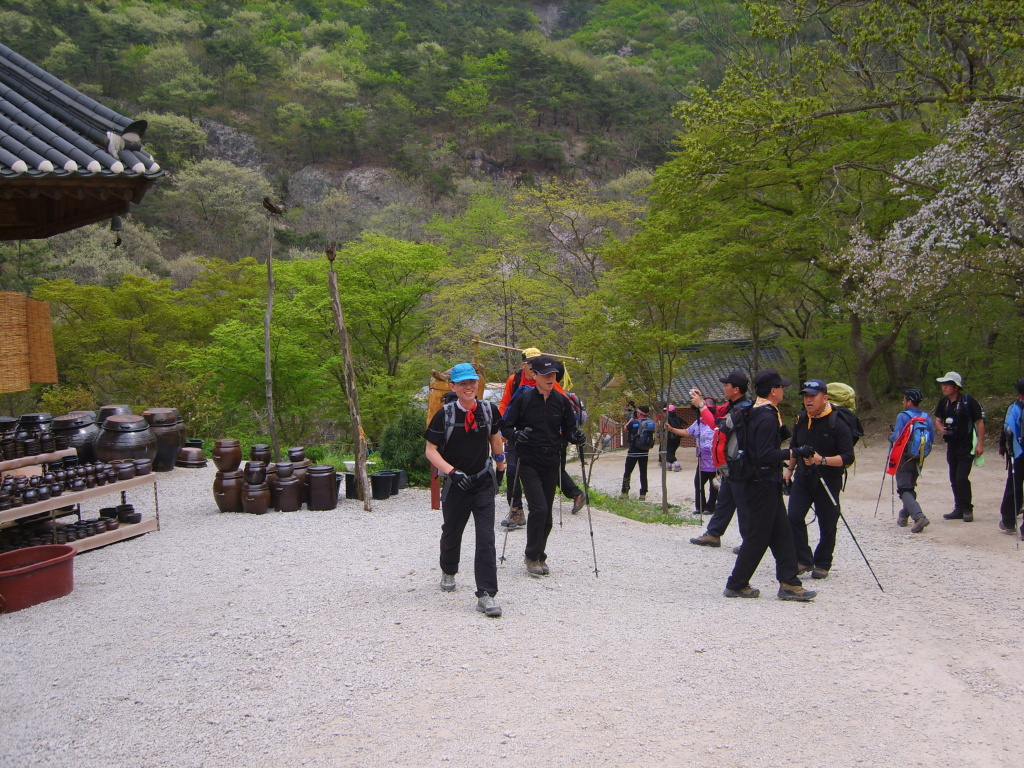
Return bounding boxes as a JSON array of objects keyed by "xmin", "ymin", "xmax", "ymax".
[{"xmin": 2, "ymin": 442, "xmax": 1023, "ymax": 767}]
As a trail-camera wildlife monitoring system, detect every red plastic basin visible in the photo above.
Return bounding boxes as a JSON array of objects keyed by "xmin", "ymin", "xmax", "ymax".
[{"xmin": 0, "ymin": 544, "xmax": 75, "ymax": 613}]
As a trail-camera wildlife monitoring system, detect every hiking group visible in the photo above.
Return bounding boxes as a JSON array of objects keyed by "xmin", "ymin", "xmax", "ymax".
[{"xmin": 426, "ymin": 350, "xmax": 1024, "ymax": 615}]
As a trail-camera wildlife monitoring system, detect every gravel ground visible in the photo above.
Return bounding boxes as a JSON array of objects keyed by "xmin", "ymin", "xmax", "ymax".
[{"xmin": 2, "ymin": 442, "xmax": 1024, "ymax": 767}]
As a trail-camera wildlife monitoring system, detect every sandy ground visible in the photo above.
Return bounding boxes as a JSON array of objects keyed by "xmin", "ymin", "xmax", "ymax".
[{"xmin": 2, "ymin": 438, "xmax": 1023, "ymax": 768}]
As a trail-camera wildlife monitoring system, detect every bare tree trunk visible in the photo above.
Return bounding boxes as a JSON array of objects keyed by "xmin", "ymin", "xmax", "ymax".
[
  {"xmin": 326, "ymin": 251, "xmax": 372, "ymax": 511},
  {"xmin": 264, "ymin": 215, "xmax": 280, "ymax": 463},
  {"xmin": 849, "ymin": 313, "xmax": 903, "ymax": 412}
]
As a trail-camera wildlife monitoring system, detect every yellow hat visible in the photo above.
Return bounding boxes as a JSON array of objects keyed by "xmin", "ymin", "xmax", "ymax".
[{"xmin": 522, "ymin": 347, "xmax": 542, "ymax": 359}]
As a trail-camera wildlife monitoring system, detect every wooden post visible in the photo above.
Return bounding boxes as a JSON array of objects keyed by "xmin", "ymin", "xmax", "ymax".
[
  {"xmin": 326, "ymin": 249, "xmax": 372, "ymax": 511},
  {"xmin": 263, "ymin": 211, "xmax": 280, "ymax": 463}
]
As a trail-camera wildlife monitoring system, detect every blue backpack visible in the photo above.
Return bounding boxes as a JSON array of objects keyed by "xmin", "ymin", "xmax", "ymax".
[
  {"xmin": 629, "ymin": 417, "xmax": 657, "ymax": 450},
  {"xmin": 905, "ymin": 411, "xmax": 934, "ymax": 460}
]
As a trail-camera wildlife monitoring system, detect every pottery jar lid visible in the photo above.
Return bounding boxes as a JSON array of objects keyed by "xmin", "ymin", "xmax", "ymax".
[
  {"xmin": 18, "ymin": 412, "xmax": 52, "ymax": 425},
  {"xmin": 102, "ymin": 415, "xmax": 150, "ymax": 432},
  {"xmin": 142, "ymin": 409, "xmax": 177, "ymax": 425},
  {"xmin": 217, "ymin": 469, "xmax": 244, "ymax": 478},
  {"xmin": 215, "ymin": 438, "xmax": 240, "ymax": 445},
  {"xmin": 53, "ymin": 413, "xmax": 94, "ymax": 429},
  {"xmin": 0, "ymin": 416, "xmax": 17, "ymax": 429},
  {"xmin": 308, "ymin": 465, "xmax": 335, "ymax": 473}
]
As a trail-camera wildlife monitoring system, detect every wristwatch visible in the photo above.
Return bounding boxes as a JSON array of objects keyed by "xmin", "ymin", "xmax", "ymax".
[{"xmin": 820, "ymin": 455, "xmax": 827, "ymax": 466}]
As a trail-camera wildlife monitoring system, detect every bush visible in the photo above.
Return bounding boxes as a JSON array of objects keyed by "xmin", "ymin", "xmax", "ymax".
[{"xmin": 378, "ymin": 408, "xmax": 432, "ymax": 486}]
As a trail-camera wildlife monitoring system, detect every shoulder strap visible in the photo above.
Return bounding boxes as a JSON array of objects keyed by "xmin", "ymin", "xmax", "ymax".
[{"xmin": 443, "ymin": 402, "xmax": 456, "ymax": 444}]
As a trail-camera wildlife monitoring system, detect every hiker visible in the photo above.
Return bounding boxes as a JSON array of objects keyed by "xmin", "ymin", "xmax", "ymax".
[
  {"xmin": 785, "ymin": 379, "xmax": 856, "ymax": 580},
  {"xmin": 933, "ymin": 372, "xmax": 986, "ymax": 522},
  {"xmin": 501, "ymin": 355, "xmax": 584, "ymax": 577},
  {"xmin": 498, "ymin": 346, "xmax": 541, "ymax": 530},
  {"xmin": 620, "ymin": 405, "xmax": 656, "ymax": 500},
  {"xmin": 689, "ymin": 369, "xmax": 753, "ymax": 551},
  {"xmin": 889, "ymin": 388, "xmax": 934, "ymax": 534},
  {"xmin": 665, "ymin": 410, "xmax": 717, "ymax": 515},
  {"xmin": 997, "ymin": 378, "xmax": 1024, "ymax": 537},
  {"xmin": 424, "ymin": 363, "xmax": 507, "ymax": 618},
  {"xmin": 555, "ymin": 360, "xmax": 587, "ymax": 515},
  {"xmin": 724, "ymin": 369, "xmax": 816, "ymax": 601},
  {"xmin": 664, "ymin": 404, "xmax": 683, "ymax": 471}
]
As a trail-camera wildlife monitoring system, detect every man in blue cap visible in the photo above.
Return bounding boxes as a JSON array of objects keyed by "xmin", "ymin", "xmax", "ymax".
[
  {"xmin": 785, "ymin": 378, "xmax": 855, "ymax": 580},
  {"xmin": 424, "ymin": 363, "xmax": 506, "ymax": 617}
]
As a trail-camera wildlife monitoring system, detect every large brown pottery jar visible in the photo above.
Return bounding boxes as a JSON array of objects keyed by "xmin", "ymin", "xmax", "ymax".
[
  {"xmin": 241, "ymin": 481, "xmax": 271, "ymax": 515},
  {"xmin": 212, "ymin": 439, "xmax": 242, "ymax": 472},
  {"xmin": 51, "ymin": 413, "xmax": 99, "ymax": 463},
  {"xmin": 306, "ymin": 465, "xmax": 339, "ymax": 510},
  {"xmin": 274, "ymin": 475, "xmax": 303, "ymax": 512},
  {"xmin": 142, "ymin": 409, "xmax": 183, "ymax": 472},
  {"xmin": 213, "ymin": 470, "xmax": 244, "ymax": 513},
  {"xmin": 96, "ymin": 404, "xmax": 133, "ymax": 424},
  {"xmin": 94, "ymin": 416, "xmax": 158, "ymax": 463},
  {"xmin": 288, "ymin": 450, "xmax": 311, "ymax": 504},
  {"xmin": 250, "ymin": 444, "xmax": 272, "ymax": 465},
  {"xmin": 243, "ymin": 461, "xmax": 267, "ymax": 485}
]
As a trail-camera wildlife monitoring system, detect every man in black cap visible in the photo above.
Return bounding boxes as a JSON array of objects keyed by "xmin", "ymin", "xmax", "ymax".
[
  {"xmin": 724, "ymin": 369, "xmax": 816, "ymax": 601},
  {"xmin": 785, "ymin": 379, "xmax": 856, "ymax": 580},
  {"xmin": 501, "ymin": 355, "xmax": 585, "ymax": 576},
  {"xmin": 620, "ymin": 405, "xmax": 655, "ymax": 500},
  {"xmin": 689, "ymin": 369, "xmax": 753, "ymax": 550},
  {"xmin": 933, "ymin": 371, "xmax": 985, "ymax": 522}
]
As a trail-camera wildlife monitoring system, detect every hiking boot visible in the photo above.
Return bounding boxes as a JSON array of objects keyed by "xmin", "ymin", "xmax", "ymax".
[
  {"xmin": 943, "ymin": 508, "xmax": 964, "ymax": 520},
  {"xmin": 689, "ymin": 532, "xmax": 721, "ymax": 548},
  {"xmin": 778, "ymin": 582, "xmax": 817, "ymax": 602},
  {"xmin": 911, "ymin": 516, "xmax": 931, "ymax": 533},
  {"xmin": 999, "ymin": 520, "xmax": 1016, "ymax": 535},
  {"xmin": 524, "ymin": 557, "xmax": 547, "ymax": 577},
  {"xmin": 796, "ymin": 563, "xmax": 813, "ymax": 576},
  {"xmin": 896, "ymin": 511, "xmax": 910, "ymax": 527},
  {"xmin": 570, "ymin": 493, "xmax": 586, "ymax": 515},
  {"xmin": 732, "ymin": 545, "xmax": 743, "ymax": 555},
  {"xmin": 638, "ymin": 494, "xmax": 646, "ymax": 501},
  {"xmin": 501, "ymin": 507, "xmax": 526, "ymax": 528},
  {"xmin": 476, "ymin": 594, "xmax": 502, "ymax": 617},
  {"xmin": 619, "ymin": 492, "xmax": 628, "ymax": 500},
  {"xmin": 440, "ymin": 573, "xmax": 456, "ymax": 592},
  {"xmin": 811, "ymin": 568, "xmax": 829, "ymax": 580},
  {"xmin": 962, "ymin": 509, "xmax": 974, "ymax": 522},
  {"xmin": 723, "ymin": 586, "xmax": 760, "ymax": 598}
]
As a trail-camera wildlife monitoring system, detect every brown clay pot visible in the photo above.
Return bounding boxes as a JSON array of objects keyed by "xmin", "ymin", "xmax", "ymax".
[
  {"xmin": 213, "ymin": 470, "xmax": 244, "ymax": 513},
  {"xmin": 250, "ymin": 444, "xmax": 272, "ymax": 465},
  {"xmin": 95, "ymin": 416, "xmax": 157, "ymax": 463},
  {"xmin": 143, "ymin": 409, "xmax": 183, "ymax": 472},
  {"xmin": 306, "ymin": 465, "xmax": 339, "ymax": 510},
  {"xmin": 212, "ymin": 439, "xmax": 242, "ymax": 472},
  {"xmin": 243, "ymin": 461, "xmax": 266, "ymax": 485},
  {"xmin": 274, "ymin": 475, "xmax": 303, "ymax": 512},
  {"xmin": 241, "ymin": 482, "xmax": 271, "ymax": 515}
]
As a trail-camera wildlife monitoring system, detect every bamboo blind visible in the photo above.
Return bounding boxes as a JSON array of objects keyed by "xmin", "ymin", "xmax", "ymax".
[{"xmin": 0, "ymin": 292, "xmax": 57, "ymax": 393}]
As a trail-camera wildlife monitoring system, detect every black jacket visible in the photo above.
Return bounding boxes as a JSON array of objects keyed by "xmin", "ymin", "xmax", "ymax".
[
  {"xmin": 501, "ymin": 387, "xmax": 576, "ymax": 468},
  {"xmin": 744, "ymin": 402, "xmax": 790, "ymax": 482},
  {"xmin": 790, "ymin": 408, "xmax": 856, "ymax": 484}
]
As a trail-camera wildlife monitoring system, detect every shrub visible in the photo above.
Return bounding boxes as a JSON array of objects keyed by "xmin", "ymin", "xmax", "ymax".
[{"xmin": 378, "ymin": 408, "xmax": 432, "ymax": 486}]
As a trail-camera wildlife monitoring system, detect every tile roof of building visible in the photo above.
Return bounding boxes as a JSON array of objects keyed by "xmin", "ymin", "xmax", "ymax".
[
  {"xmin": 668, "ymin": 337, "xmax": 790, "ymax": 404},
  {"xmin": 0, "ymin": 43, "xmax": 161, "ymax": 180}
]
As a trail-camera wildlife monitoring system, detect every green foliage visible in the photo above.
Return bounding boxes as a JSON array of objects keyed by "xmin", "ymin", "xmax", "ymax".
[
  {"xmin": 137, "ymin": 111, "xmax": 208, "ymax": 169},
  {"xmin": 37, "ymin": 385, "xmax": 96, "ymax": 417},
  {"xmin": 585, "ymin": 488, "xmax": 695, "ymax": 525},
  {"xmin": 378, "ymin": 408, "xmax": 432, "ymax": 486}
]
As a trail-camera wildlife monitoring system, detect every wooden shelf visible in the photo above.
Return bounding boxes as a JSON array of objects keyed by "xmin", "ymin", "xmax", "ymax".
[
  {"xmin": 70, "ymin": 515, "xmax": 158, "ymax": 553},
  {"xmin": 0, "ymin": 473, "xmax": 157, "ymax": 525},
  {"xmin": 0, "ymin": 448, "xmax": 77, "ymax": 474}
]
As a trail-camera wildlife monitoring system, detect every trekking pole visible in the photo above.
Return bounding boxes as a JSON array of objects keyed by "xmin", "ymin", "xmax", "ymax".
[
  {"xmin": 816, "ymin": 473, "xmax": 884, "ymax": 592},
  {"xmin": 498, "ymin": 458, "xmax": 523, "ymax": 565},
  {"xmin": 1011, "ymin": 453, "xmax": 1019, "ymax": 551},
  {"xmin": 577, "ymin": 444, "xmax": 599, "ymax": 577},
  {"xmin": 872, "ymin": 441, "xmax": 896, "ymax": 518}
]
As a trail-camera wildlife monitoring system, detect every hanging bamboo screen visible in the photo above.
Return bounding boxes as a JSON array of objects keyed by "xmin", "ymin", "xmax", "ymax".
[
  {"xmin": 0, "ymin": 292, "xmax": 57, "ymax": 393},
  {"xmin": 26, "ymin": 298, "xmax": 58, "ymax": 384},
  {"xmin": 0, "ymin": 291, "xmax": 31, "ymax": 394}
]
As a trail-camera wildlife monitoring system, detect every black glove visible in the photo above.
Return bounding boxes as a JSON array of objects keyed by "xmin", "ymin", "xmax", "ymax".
[
  {"xmin": 568, "ymin": 428, "xmax": 586, "ymax": 446},
  {"xmin": 514, "ymin": 427, "xmax": 533, "ymax": 444},
  {"xmin": 793, "ymin": 444, "xmax": 815, "ymax": 459},
  {"xmin": 450, "ymin": 470, "xmax": 475, "ymax": 492}
]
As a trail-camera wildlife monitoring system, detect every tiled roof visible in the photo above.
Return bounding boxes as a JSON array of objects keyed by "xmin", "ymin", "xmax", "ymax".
[
  {"xmin": 0, "ymin": 43, "xmax": 161, "ymax": 180},
  {"xmin": 668, "ymin": 337, "xmax": 790, "ymax": 404}
]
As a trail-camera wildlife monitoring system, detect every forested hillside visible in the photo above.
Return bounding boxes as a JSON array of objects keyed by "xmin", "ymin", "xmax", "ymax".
[{"xmin": 2, "ymin": 1, "xmax": 1023, "ymax": 451}]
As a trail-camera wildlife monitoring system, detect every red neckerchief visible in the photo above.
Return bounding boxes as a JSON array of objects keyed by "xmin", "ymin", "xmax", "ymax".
[{"xmin": 463, "ymin": 400, "xmax": 477, "ymax": 432}]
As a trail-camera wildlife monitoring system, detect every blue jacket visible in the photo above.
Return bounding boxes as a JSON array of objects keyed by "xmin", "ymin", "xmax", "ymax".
[{"xmin": 1003, "ymin": 400, "xmax": 1024, "ymax": 460}]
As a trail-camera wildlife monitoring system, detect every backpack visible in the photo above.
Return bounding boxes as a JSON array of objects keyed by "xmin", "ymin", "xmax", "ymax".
[
  {"xmin": 718, "ymin": 404, "xmax": 757, "ymax": 481},
  {"xmin": 905, "ymin": 411, "xmax": 934, "ymax": 460},
  {"xmin": 442, "ymin": 399, "xmax": 494, "ymax": 446},
  {"xmin": 828, "ymin": 406, "xmax": 863, "ymax": 449},
  {"xmin": 629, "ymin": 417, "xmax": 657, "ymax": 450},
  {"xmin": 567, "ymin": 392, "xmax": 588, "ymax": 426},
  {"xmin": 711, "ymin": 400, "xmax": 752, "ymax": 469},
  {"xmin": 1003, "ymin": 400, "xmax": 1024, "ymax": 457}
]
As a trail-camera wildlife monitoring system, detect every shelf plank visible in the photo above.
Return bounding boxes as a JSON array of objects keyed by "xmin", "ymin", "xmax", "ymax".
[
  {"xmin": 70, "ymin": 515, "xmax": 158, "ymax": 553},
  {"xmin": 0, "ymin": 448, "xmax": 78, "ymax": 474},
  {"xmin": 0, "ymin": 473, "xmax": 156, "ymax": 525}
]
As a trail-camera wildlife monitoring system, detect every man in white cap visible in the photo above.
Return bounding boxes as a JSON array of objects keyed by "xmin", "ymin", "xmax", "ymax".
[
  {"xmin": 425, "ymin": 363, "xmax": 506, "ymax": 617},
  {"xmin": 933, "ymin": 371, "xmax": 985, "ymax": 522}
]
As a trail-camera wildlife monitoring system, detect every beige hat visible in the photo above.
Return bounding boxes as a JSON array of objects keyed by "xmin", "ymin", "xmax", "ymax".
[
  {"xmin": 522, "ymin": 347, "xmax": 542, "ymax": 359},
  {"xmin": 936, "ymin": 371, "xmax": 963, "ymax": 388}
]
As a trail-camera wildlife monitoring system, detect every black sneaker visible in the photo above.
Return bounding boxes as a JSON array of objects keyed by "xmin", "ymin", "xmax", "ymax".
[
  {"xmin": 963, "ymin": 509, "xmax": 974, "ymax": 522},
  {"xmin": 999, "ymin": 520, "xmax": 1016, "ymax": 535},
  {"xmin": 723, "ymin": 586, "xmax": 760, "ymax": 598},
  {"xmin": 943, "ymin": 509, "xmax": 964, "ymax": 520}
]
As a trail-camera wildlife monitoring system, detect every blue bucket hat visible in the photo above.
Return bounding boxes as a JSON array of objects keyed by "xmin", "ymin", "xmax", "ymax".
[{"xmin": 450, "ymin": 363, "xmax": 478, "ymax": 383}]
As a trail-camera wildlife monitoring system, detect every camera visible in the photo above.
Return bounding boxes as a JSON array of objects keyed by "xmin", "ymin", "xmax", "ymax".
[{"xmin": 941, "ymin": 417, "xmax": 957, "ymax": 442}]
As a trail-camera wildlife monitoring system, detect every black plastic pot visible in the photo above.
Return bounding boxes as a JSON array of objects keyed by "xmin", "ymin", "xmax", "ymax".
[{"xmin": 369, "ymin": 473, "xmax": 392, "ymax": 501}]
